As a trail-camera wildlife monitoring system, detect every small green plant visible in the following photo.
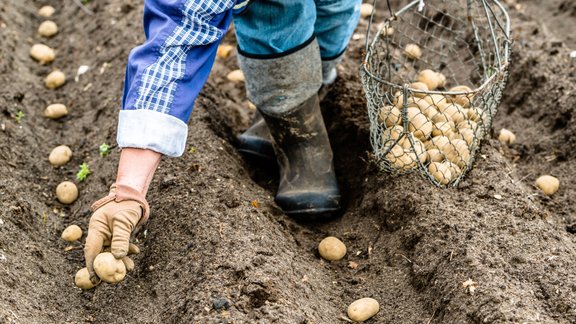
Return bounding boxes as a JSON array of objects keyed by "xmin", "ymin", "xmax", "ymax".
[
  {"xmin": 82, "ymin": 0, "xmax": 91, "ymax": 4},
  {"xmin": 188, "ymin": 146, "xmax": 197, "ymax": 154},
  {"xmin": 14, "ymin": 111, "xmax": 24, "ymax": 123},
  {"xmin": 76, "ymin": 162, "xmax": 91, "ymax": 182},
  {"xmin": 99, "ymin": 143, "xmax": 111, "ymax": 157}
]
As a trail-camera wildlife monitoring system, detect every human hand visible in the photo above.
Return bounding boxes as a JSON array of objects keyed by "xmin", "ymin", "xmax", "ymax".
[{"xmin": 84, "ymin": 184, "xmax": 149, "ymax": 284}]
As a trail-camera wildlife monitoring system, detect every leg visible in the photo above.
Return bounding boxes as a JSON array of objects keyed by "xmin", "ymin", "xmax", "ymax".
[
  {"xmin": 314, "ymin": 0, "xmax": 362, "ymax": 85},
  {"xmin": 234, "ymin": 1, "xmax": 341, "ymax": 217}
]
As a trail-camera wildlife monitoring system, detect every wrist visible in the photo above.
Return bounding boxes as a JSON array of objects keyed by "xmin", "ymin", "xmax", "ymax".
[{"xmin": 116, "ymin": 148, "xmax": 162, "ymax": 195}]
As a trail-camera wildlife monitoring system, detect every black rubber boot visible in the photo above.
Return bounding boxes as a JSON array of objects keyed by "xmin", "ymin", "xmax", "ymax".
[
  {"xmin": 236, "ymin": 111, "xmax": 276, "ymax": 166},
  {"xmin": 260, "ymin": 94, "xmax": 341, "ymax": 218}
]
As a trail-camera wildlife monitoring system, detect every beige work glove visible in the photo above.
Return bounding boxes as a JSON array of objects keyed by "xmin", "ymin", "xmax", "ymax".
[{"xmin": 84, "ymin": 184, "xmax": 150, "ymax": 284}]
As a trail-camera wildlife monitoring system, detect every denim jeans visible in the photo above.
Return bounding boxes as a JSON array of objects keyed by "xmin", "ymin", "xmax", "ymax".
[{"xmin": 234, "ymin": 0, "xmax": 362, "ymax": 59}]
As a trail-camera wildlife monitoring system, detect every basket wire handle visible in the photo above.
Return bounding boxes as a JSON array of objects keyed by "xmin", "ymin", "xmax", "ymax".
[{"xmin": 364, "ymin": 0, "xmax": 425, "ymax": 54}]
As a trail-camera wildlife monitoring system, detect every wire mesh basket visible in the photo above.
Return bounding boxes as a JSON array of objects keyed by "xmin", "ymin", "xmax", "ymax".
[{"xmin": 361, "ymin": 0, "xmax": 511, "ymax": 187}]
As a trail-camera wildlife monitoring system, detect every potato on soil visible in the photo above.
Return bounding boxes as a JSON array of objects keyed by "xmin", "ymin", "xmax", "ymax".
[
  {"xmin": 498, "ymin": 128, "xmax": 516, "ymax": 145},
  {"xmin": 75, "ymin": 267, "xmax": 99, "ymax": 290},
  {"xmin": 38, "ymin": 5, "xmax": 55, "ymax": 17},
  {"xmin": 216, "ymin": 44, "xmax": 234, "ymax": 59},
  {"xmin": 535, "ymin": 175, "xmax": 560, "ymax": 196},
  {"xmin": 347, "ymin": 298, "xmax": 380, "ymax": 322},
  {"xmin": 443, "ymin": 161, "xmax": 462, "ymax": 178},
  {"xmin": 61, "ymin": 224, "xmax": 82, "ymax": 242},
  {"xmin": 360, "ymin": 3, "xmax": 373, "ymax": 18},
  {"xmin": 429, "ymin": 162, "xmax": 452, "ymax": 185},
  {"xmin": 30, "ymin": 44, "xmax": 55, "ymax": 64},
  {"xmin": 49, "ymin": 145, "xmax": 72, "ymax": 166},
  {"xmin": 45, "ymin": 70, "xmax": 66, "ymax": 89},
  {"xmin": 404, "ymin": 43, "xmax": 422, "ymax": 60},
  {"xmin": 226, "ymin": 69, "xmax": 244, "ymax": 82},
  {"xmin": 56, "ymin": 181, "xmax": 78, "ymax": 204},
  {"xmin": 38, "ymin": 20, "xmax": 58, "ymax": 37},
  {"xmin": 318, "ymin": 236, "xmax": 346, "ymax": 261},
  {"xmin": 44, "ymin": 103, "xmax": 68, "ymax": 119},
  {"xmin": 94, "ymin": 252, "xmax": 127, "ymax": 283}
]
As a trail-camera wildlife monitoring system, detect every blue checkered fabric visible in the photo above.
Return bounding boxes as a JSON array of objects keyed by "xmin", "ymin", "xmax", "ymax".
[{"xmin": 133, "ymin": 0, "xmax": 235, "ymax": 114}]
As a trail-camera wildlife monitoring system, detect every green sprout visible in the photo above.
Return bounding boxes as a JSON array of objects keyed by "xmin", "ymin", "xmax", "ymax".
[
  {"xmin": 14, "ymin": 111, "xmax": 24, "ymax": 124},
  {"xmin": 188, "ymin": 146, "xmax": 197, "ymax": 154},
  {"xmin": 99, "ymin": 143, "xmax": 111, "ymax": 157},
  {"xmin": 82, "ymin": 0, "xmax": 91, "ymax": 4},
  {"xmin": 76, "ymin": 163, "xmax": 91, "ymax": 182}
]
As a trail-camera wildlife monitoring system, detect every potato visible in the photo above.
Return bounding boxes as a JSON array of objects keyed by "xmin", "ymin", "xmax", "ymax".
[
  {"xmin": 535, "ymin": 175, "xmax": 560, "ymax": 196},
  {"xmin": 226, "ymin": 69, "xmax": 244, "ymax": 82},
  {"xmin": 404, "ymin": 43, "xmax": 422, "ymax": 60},
  {"xmin": 402, "ymin": 136, "xmax": 428, "ymax": 164},
  {"xmin": 56, "ymin": 181, "xmax": 78, "ymax": 204},
  {"xmin": 448, "ymin": 85, "xmax": 474, "ymax": 107},
  {"xmin": 457, "ymin": 120, "xmax": 477, "ymax": 131},
  {"xmin": 49, "ymin": 145, "xmax": 72, "ymax": 166},
  {"xmin": 381, "ymin": 25, "xmax": 394, "ymax": 37},
  {"xmin": 61, "ymin": 224, "xmax": 82, "ymax": 242},
  {"xmin": 417, "ymin": 69, "xmax": 443, "ymax": 90},
  {"xmin": 38, "ymin": 6, "xmax": 56, "ymax": 17},
  {"xmin": 443, "ymin": 161, "xmax": 462, "ymax": 178},
  {"xmin": 360, "ymin": 3, "xmax": 373, "ymax": 18},
  {"xmin": 122, "ymin": 256, "xmax": 135, "ymax": 272},
  {"xmin": 429, "ymin": 162, "xmax": 452, "ymax": 185},
  {"xmin": 378, "ymin": 105, "xmax": 401, "ymax": 127},
  {"xmin": 441, "ymin": 103, "xmax": 467, "ymax": 124},
  {"xmin": 318, "ymin": 236, "xmax": 346, "ymax": 261},
  {"xmin": 427, "ymin": 148, "xmax": 444, "ymax": 162},
  {"xmin": 216, "ymin": 44, "xmax": 234, "ymax": 59},
  {"xmin": 498, "ymin": 128, "xmax": 516, "ymax": 145},
  {"xmin": 426, "ymin": 135, "xmax": 450, "ymax": 151},
  {"xmin": 436, "ymin": 72, "xmax": 447, "ymax": 88},
  {"xmin": 75, "ymin": 267, "xmax": 99, "ymax": 290},
  {"xmin": 466, "ymin": 107, "xmax": 483, "ymax": 122},
  {"xmin": 93, "ymin": 252, "xmax": 127, "ymax": 283},
  {"xmin": 424, "ymin": 94, "xmax": 449, "ymax": 111},
  {"xmin": 443, "ymin": 139, "xmax": 470, "ymax": 168},
  {"xmin": 382, "ymin": 125, "xmax": 404, "ymax": 143},
  {"xmin": 38, "ymin": 20, "xmax": 58, "ymax": 37},
  {"xmin": 30, "ymin": 44, "xmax": 55, "ymax": 64},
  {"xmin": 385, "ymin": 144, "xmax": 417, "ymax": 171},
  {"xmin": 347, "ymin": 298, "xmax": 380, "ymax": 322},
  {"xmin": 406, "ymin": 107, "xmax": 432, "ymax": 140},
  {"xmin": 44, "ymin": 103, "xmax": 68, "ymax": 119},
  {"xmin": 432, "ymin": 121, "xmax": 455, "ymax": 138},
  {"xmin": 392, "ymin": 92, "xmax": 417, "ymax": 109},
  {"xmin": 455, "ymin": 128, "xmax": 475, "ymax": 146},
  {"xmin": 45, "ymin": 70, "xmax": 66, "ymax": 89},
  {"xmin": 409, "ymin": 82, "xmax": 428, "ymax": 98}
]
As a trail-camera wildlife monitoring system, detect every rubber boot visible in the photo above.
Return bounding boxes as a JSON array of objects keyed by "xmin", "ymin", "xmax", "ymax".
[
  {"xmin": 236, "ymin": 111, "xmax": 276, "ymax": 166},
  {"xmin": 236, "ymin": 52, "xmax": 344, "ymax": 166},
  {"xmin": 260, "ymin": 94, "xmax": 341, "ymax": 216},
  {"xmin": 238, "ymin": 38, "xmax": 341, "ymax": 217}
]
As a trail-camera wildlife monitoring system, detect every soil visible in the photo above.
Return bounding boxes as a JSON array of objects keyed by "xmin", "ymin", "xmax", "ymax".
[{"xmin": 1, "ymin": 0, "xmax": 575, "ymax": 323}]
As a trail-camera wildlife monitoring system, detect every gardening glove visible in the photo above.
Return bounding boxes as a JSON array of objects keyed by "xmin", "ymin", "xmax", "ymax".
[{"xmin": 84, "ymin": 183, "xmax": 149, "ymax": 284}]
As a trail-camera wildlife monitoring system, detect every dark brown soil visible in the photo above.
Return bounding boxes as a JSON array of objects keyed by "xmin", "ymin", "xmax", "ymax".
[{"xmin": 1, "ymin": 0, "xmax": 575, "ymax": 323}]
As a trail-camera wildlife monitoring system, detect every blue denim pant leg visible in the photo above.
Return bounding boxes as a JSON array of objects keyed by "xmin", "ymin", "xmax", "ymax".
[
  {"xmin": 233, "ymin": 0, "xmax": 316, "ymax": 56},
  {"xmin": 314, "ymin": 0, "xmax": 362, "ymax": 59}
]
